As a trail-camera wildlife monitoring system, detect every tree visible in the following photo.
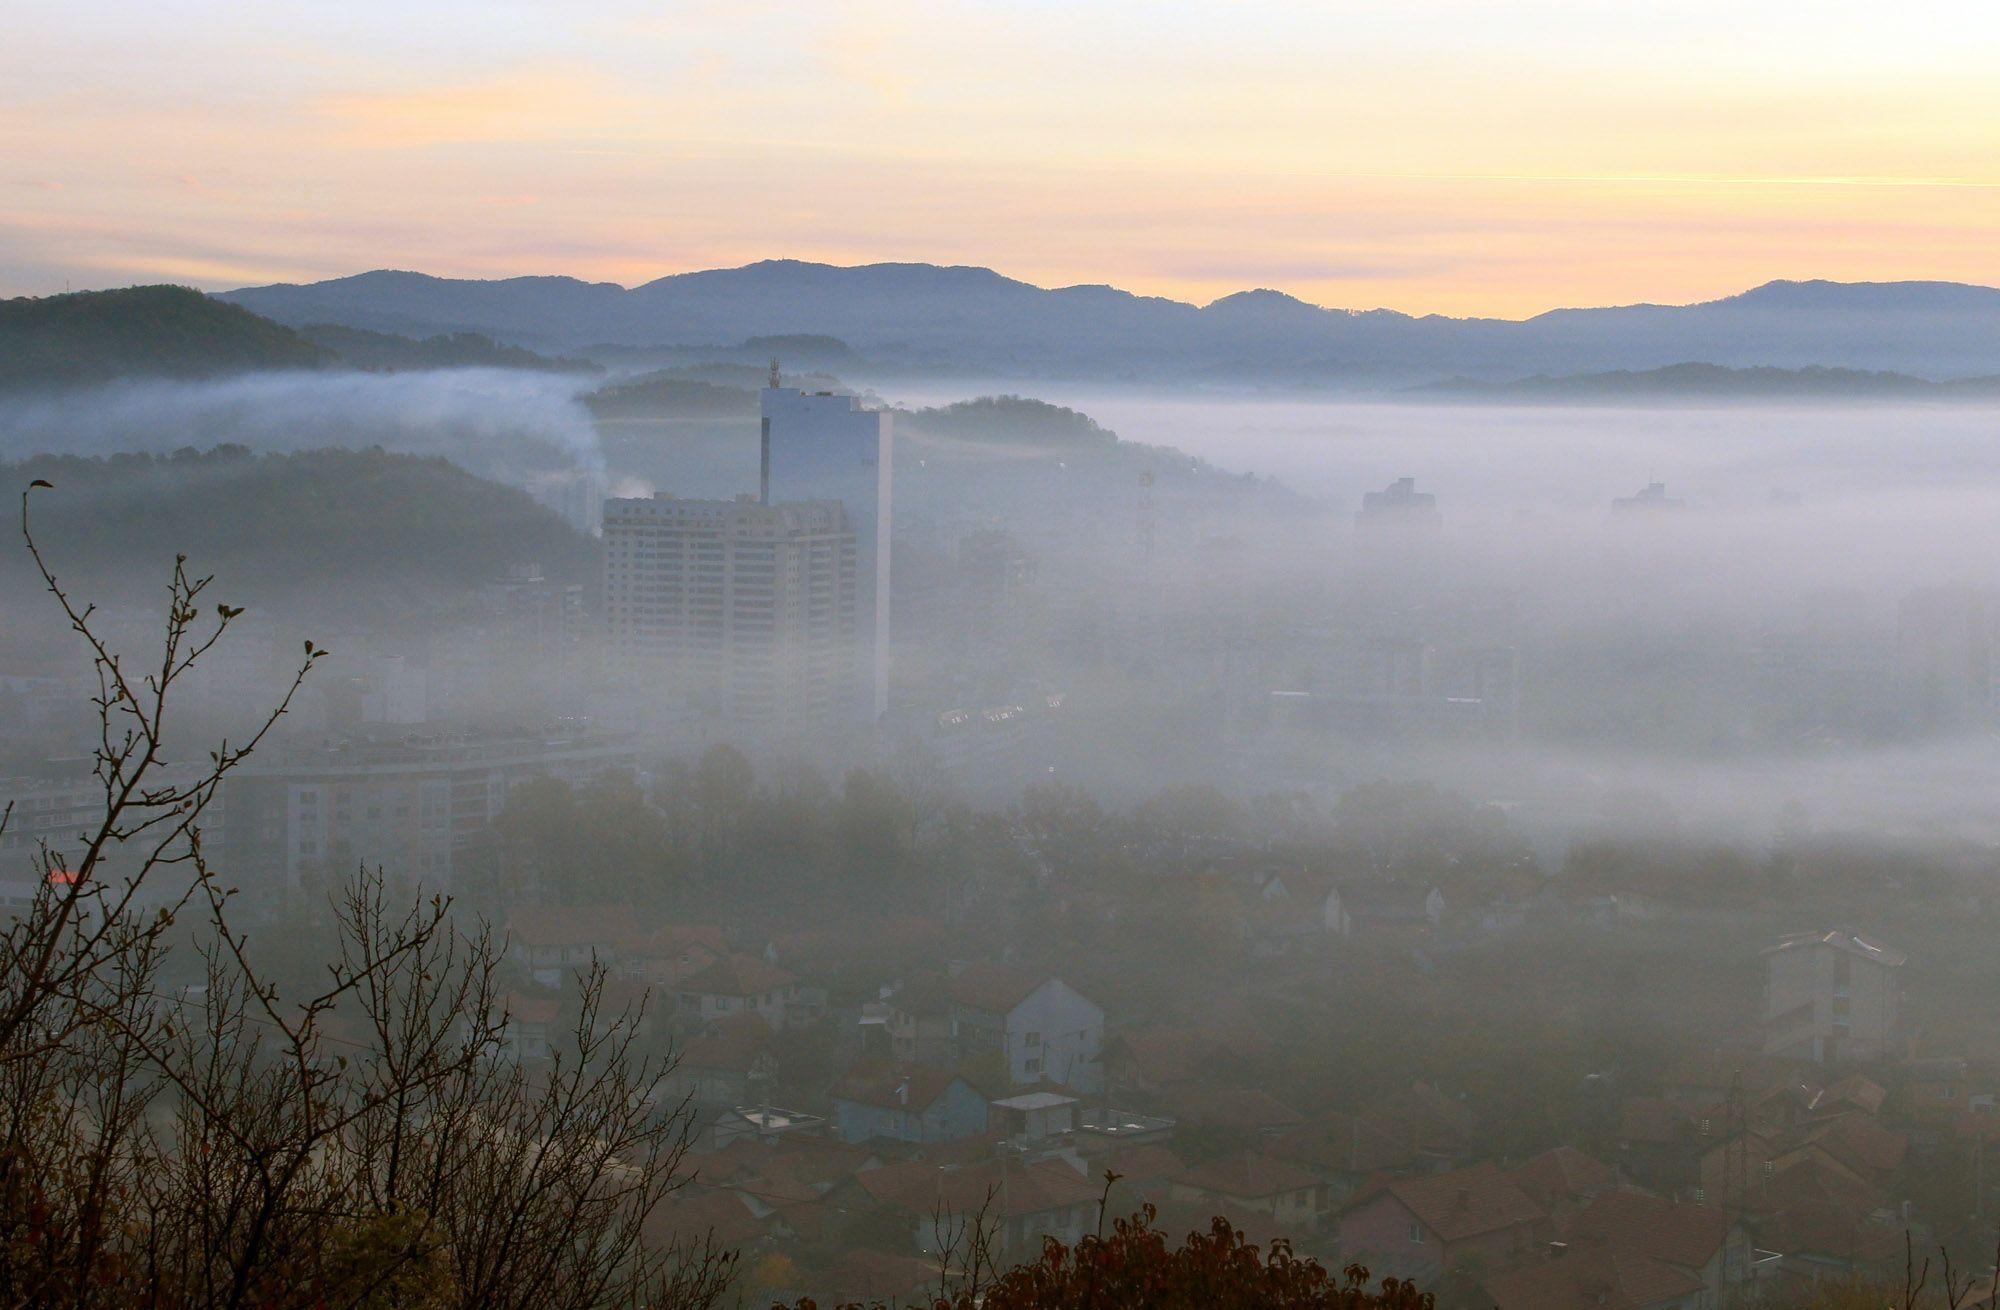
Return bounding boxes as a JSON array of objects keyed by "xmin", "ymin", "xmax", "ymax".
[
  {"xmin": 0, "ymin": 481, "xmax": 734, "ymax": 1310},
  {"xmin": 785, "ymin": 1205, "xmax": 1432, "ymax": 1309}
]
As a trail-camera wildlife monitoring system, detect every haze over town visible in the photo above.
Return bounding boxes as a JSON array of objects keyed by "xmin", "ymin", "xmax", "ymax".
[{"xmin": 7, "ymin": 5, "xmax": 2000, "ymax": 1309}]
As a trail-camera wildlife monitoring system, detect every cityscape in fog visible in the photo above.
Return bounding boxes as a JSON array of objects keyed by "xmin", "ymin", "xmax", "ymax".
[{"xmin": 10, "ymin": 4, "xmax": 2000, "ymax": 1308}]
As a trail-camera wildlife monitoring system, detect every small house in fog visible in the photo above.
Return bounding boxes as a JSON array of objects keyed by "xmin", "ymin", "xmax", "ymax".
[
  {"xmin": 1326, "ymin": 879, "xmax": 1445, "ymax": 936},
  {"xmin": 830, "ymin": 1064, "xmax": 989, "ymax": 1144},
  {"xmin": 1760, "ymin": 929, "xmax": 1904, "ymax": 1064},
  {"xmin": 1335, "ymin": 1162, "xmax": 1544, "ymax": 1286}
]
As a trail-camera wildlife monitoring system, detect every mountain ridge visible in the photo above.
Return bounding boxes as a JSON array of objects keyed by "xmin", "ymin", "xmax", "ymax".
[{"xmin": 193, "ymin": 261, "xmax": 2000, "ymax": 384}]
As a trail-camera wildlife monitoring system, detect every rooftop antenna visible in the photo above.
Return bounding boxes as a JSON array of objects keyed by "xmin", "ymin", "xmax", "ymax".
[{"xmin": 768, "ymin": 357, "xmax": 781, "ymax": 389}]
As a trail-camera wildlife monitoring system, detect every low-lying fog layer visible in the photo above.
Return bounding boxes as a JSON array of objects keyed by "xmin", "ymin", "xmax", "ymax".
[{"xmin": 11, "ymin": 371, "xmax": 2000, "ymax": 844}]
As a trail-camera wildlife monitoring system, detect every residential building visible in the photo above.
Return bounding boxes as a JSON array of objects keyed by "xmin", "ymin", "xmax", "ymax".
[
  {"xmin": 676, "ymin": 954, "xmax": 801, "ymax": 1030},
  {"xmin": 1761, "ymin": 929, "xmax": 1906, "ymax": 1063},
  {"xmin": 1169, "ymin": 1151, "xmax": 1325, "ymax": 1230},
  {"xmin": 948, "ymin": 963, "xmax": 1104, "ymax": 1092},
  {"xmin": 664, "ymin": 1012, "xmax": 778, "ymax": 1107},
  {"xmin": 506, "ymin": 904, "xmax": 630, "ymax": 987},
  {"xmin": 829, "ymin": 1064, "xmax": 990, "ymax": 1144},
  {"xmin": 1479, "ymin": 1245, "xmax": 1704, "ymax": 1310},
  {"xmin": 760, "ymin": 382, "xmax": 893, "ymax": 720},
  {"xmin": 602, "ymin": 493, "xmax": 857, "ymax": 739},
  {"xmin": 1334, "ymin": 1161, "xmax": 1544, "ymax": 1285},
  {"xmin": 219, "ymin": 729, "xmax": 636, "ymax": 894}
]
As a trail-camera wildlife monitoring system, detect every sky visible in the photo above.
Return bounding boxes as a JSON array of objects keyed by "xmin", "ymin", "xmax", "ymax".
[{"xmin": 4, "ymin": 0, "xmax": 2000, "ymax": 317}]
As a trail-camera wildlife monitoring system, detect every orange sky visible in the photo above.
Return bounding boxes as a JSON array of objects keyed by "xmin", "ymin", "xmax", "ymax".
[{"xmin": 5, "ymin": 1, "xmax": 1999, "ymax": 317}]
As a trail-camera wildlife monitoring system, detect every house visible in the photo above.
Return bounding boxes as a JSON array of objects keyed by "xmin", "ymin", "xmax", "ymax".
[
  {"xmin": 496, "ymin": 991, "xmax": 560, "ymax": 1061},
  {"xmin": 677, "ymin": 954, "xmax": 800, "ymax": 1030},
  {"xmin": 1170, "ymin": 1150, "xmax": 1325, "ymax": 1230},
  {"xmin": 808, "ymin": 1251, "xmax": 940, "ymax": 1308},
  {"xmin": 1326, "ymin": 879, "xmax": 1445, "ymax": 936},
  {"xmin": 1761, "ymin": 929, "xmax": 1906, "ymax": 1063},
  {"xmin": 948, "ymin": 963, "xmax": 1103, "ymax": 1092},
  {"xmin": 621, "ymin": 923, "xmax": 727, "ymax": 986},
  {"xmin": 1272, "ymin": 1112, "xmax": 1418, "ymax": 1205},
  {"xmin": 1373, "ymin": 1081, "xmax": 1477, "ymax": 1168},
  {"xmin": 1507, "ymin": 1145, "xmax": 1618, "ymax": 1218},
  {"xmin": 829, "ymin": 1063, "xmax": 991, "ymax": 1145},
  {"xmin": 1335, "ymin": 1161, "xmax": 1544, "ymax": 1285},
  {"xmin": 506, "ymin": 904, "xmax": 630, "ymax": 987},
  {"xmin": 835, "ymin": 1154, "xmax": 1102, "ymax": 1261},
  {"xmin": 885, "ymin": 974, "xmax": 957, "ymax": 1067},
  {"xmin": 664, "ymin": 1012, "xmax": 777, "ymax": 1107},
  {"xmin": 1565, "ymin": 1189, "xmax": 1751, "ymax": 1310},
  {"xmin": 1479, "ymin": 1245, "xmax": 1705, "ymax": 1310},
  {"xmin": 991, "ymin": 1091, "xmax": 1079, "ymax": 1144}
]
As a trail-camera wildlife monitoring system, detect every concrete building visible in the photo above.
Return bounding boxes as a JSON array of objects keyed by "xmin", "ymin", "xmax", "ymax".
[
  {"xmin": 1614, "ymin": 481, "xmax": 1688, "ymax": 513},
  {"xmin": 1356, "ymin": 477, "xmax": 1440, "ymax": 530},
  {"xmin": 760, "ymin": 382, "xmax": 893, "ymax": 720},
  {"xmin": 1761, "ymin": 929, "xmax": 1905, "ymax": 1064},
  {"xmin": 220, "ymin": 729, "xmax": 638, "ymax": 893},
  {"xmin": 603, "ymin": 493, "xmax": 857, "ymax": 739}
]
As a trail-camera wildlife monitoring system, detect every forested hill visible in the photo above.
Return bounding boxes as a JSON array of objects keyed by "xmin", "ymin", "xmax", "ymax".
[
  {"xmin": 2, "ymin": 446, "xmax": 596, "ymax": 613},
  {"xmin": 0, "ymin": 285, "xmax": 327, "ymax": 388},
  {"xmin": 0, "ymin": 286, "xmax": 597, "ymax": 390}
]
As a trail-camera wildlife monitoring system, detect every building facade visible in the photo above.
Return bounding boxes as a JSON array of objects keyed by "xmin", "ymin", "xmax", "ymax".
[
  {"xmin": 603, "ymin": 493, "xmax": 857, "ymax": 738},
  {"xmin": 760, "ymin": 385, "xmax": 893, "ymax": 720}
]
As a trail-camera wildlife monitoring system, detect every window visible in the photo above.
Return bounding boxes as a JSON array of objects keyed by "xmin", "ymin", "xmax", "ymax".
[
  {"xmin": 1408, "ymin": 1223, "xmax": 1424, "ymax": 1244},
  {"xmin": 1026, "ymin": 1031, "xmax": 1042, "ymax": 1048}
]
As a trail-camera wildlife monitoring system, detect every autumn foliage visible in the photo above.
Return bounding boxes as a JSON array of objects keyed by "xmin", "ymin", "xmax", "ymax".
[{"xmin": 789, "ymin": 1206, "xmax": 1433, "ymax": 1310}]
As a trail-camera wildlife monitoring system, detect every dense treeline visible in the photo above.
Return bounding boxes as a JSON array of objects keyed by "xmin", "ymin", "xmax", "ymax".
[
  {"xmin": 299, "ymin": 323, "xmax": 600, "ymax": 374},
  {"xmin": 0, "ymin": 285, "xmax": 327, "ymax": 388},
  {"xmin": 0, "ymin": 446, "xmax": 596, "ymax": 609}
]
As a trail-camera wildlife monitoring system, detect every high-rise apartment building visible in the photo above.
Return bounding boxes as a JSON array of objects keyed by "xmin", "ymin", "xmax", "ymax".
[
  {"xmin": 760, "ymin": 382, "xmax": 893, "ymax": 719},
  {"xmin": 602, "ymin": 493, "xmax": 857, "ymax": 736}
]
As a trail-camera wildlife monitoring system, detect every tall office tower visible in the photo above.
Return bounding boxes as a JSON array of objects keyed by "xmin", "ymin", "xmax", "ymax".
[
  {"xmin": 760, "ymin": 377, "xmax": 893, "ymax": 720},
  {"xmin": 603, "ymin": 493, "xmax": 857, "ymax": 737}
]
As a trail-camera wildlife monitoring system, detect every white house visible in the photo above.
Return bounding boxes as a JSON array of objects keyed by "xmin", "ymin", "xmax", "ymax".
[{"xmin": 948, "ymin": 962, "xmax": 1104, "ymax": 1092}]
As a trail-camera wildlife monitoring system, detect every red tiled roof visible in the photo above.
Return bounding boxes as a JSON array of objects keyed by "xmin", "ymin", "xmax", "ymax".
[
  {"xmin": 831, "ymin": 1062, "xmax": 974, "ymax": 1114},
  {"xmin": 1274, "ymin": 1114, "xmax": 1415, "ymax": 1175},
  {"xmin": 1164, "ymin": 1086, "xmax": 1304, "ymax": 1135},
  {"xmin": 678, "ymin": 954, "xmax": 796, "ymax": 998},
  {"xmin": 947, "ymin": 962, "xmax": 1047, "ymax": 1015},
  {"xmin": 1797, "ymin": 1112, "xmax": 1907, "ymax": 1176},
  {"xmin": 699, "ymin": 1135, "xmax": 877, "ymax": 1191},
  {"xmin": 1569, "ymin": 1190, "xmax": 1731, "ymax": 1269},
  {"xmin": 857, "ymin": 1156, "xmax": 1099, "ymax": 1219},
  {"xmin": 1481, "ymin": 1246, "xmax": 1704, "ymax": 1310},
  {"xmin": 1510, "ymin": 1145, "xmax": 1618, "ymax": 1205},
  {"xmin": 1617, "ymin": 1096, "xmax": 1717, "ymax": 1146},
  {"xmin": 678, "ymin": 1013, "xmax": 774, "ymax": 1073},
  {"xmin": 817, "ymin": 1250, "xmax": 938, "ymax": 1303},
  {"xmin": 1375, "ymin": 1162, "xmax": 1544, "ymax": 1243},
  {"xmin": 1174, "ymin": 1150, "xmax": 1320, "ymax": 1200}
]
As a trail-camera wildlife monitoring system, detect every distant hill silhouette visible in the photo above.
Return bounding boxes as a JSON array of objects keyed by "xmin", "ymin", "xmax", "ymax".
[
  {"xmin": 220, "ymin": 262, "xmax": 2000, "ymax": 383},
  {"xmin": 0, "ymin": 446, "xmax": 594, "ymax": 611},
  {"xmin": 297, "ymin": 323, "xmax": 598, "ymax": 374},
  {"xmin": 1, "ymin": 285, "xmax": 326, "ymax": 388},
  {"xmin": 1419, "ymin": 361, "xmax": 2000, "ymax": 401}
]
